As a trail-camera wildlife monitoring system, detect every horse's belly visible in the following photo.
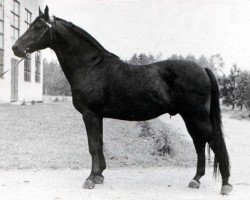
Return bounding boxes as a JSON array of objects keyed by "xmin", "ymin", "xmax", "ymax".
[
  {"xmin": 102, "ymin": 97, "xmax": 172, "ymax": 121},
  {"xmin": 103, "ymin": 108, "xmax": 167, "ymax": 121}
]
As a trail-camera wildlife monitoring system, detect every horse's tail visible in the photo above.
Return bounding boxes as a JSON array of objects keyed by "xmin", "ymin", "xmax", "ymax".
[{"xmin": 204, "ymin": 68, "xmax": 230, "ymax": 177}]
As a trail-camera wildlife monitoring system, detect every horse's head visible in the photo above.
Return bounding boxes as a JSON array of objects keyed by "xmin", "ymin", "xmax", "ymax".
[{"xmin": 12, "ymin": 6, "xmax": 53, "ymax": 58}]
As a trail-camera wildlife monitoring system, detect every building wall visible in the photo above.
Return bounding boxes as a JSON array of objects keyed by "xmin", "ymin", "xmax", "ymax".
[{"xmin": 0, "ymin": 0, "xmax": 44, "ymax": 103}]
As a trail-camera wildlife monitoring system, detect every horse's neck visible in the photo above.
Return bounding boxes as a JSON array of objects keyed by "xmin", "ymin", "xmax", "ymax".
[{"xmin": 51, "ymin": 20, "xmax": 103, "ymax": 82}]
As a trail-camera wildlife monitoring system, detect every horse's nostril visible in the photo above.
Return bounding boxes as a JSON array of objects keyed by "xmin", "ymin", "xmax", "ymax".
[{"xmin": 12, "ymin": 45, "xmax": 19, "ymax": 52}]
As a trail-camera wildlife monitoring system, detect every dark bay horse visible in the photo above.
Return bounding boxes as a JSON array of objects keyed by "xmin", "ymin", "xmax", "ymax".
[{"xmin": 12, "ymin": 6, "xmax": 232, "ymax": 195}]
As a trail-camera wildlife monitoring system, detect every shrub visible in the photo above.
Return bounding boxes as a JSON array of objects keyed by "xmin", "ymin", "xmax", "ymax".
[
  {"xmin": 138, "ymin": 121, "xmax": 154, "ymax": 137},
  {"xmin": 54, "ymin": 97, "xmax": 60, "ymax": 102},
  {"xmin": 138, "ymin": 121, "xmax": 173, "ymax": 157}
]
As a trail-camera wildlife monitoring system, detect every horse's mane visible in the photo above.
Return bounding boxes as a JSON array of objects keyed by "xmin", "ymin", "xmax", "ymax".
[{"xmin": 55, "ymin": 17, "xmax": 119, "ymax": 58}]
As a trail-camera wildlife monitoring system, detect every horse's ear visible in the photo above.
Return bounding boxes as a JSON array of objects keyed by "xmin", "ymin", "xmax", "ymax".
[
  {"xmin": 39, "ymin": 7, "xmax": 43, "ymax": 15},
  {"xmin": 44, "ymin": 5, "xmax": 49, "ymax": 19}
]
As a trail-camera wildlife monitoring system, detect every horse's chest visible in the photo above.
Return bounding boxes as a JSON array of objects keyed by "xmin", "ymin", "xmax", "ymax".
[{"xmin": 72, "ymin": 84, "xmax": 104, "ymax": 113}]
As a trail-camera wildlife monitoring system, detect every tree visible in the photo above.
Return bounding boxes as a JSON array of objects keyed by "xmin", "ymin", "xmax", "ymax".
[
  {"xmin": 168, "ymin": 53, "xmax": 224, "ymax": 75},
  {"xmin": 168, "ymin": 54, "xmax": 179, "ymax": 60},
  {"xmin": 197, "ymin": 55, "xmax": 211, "ymax": 69},
  {"xmin": 129, "ymin": 54, "xmax": 141, "ymax": 65},
  {"xmin": 127, "ymin": 53, "xmax": 161, "ymax": 65},
  {"xmin": 138, "ymin": 53, "xmax": 152, "ymax": 65},
  {"xmin": 43, "ymin": 59, "xmax": 71, "ymax": 96},
  {"xmin": 186, "ymin": 54, "xmax": 197, "ymax": 62},
  {"xmin": 209, "ymin": 54, "xmax": 225, "ymax": 75},
  {"xmin": 235, "ymin": 71, "xmax": 249, "ymax": 110},
  {"xmin": 221, "ymin": 64, "xmax": 240, "ymax": 109},
  {"xmin": 243, "ymin": 74, "xmax": 250, "ymax": 110}
]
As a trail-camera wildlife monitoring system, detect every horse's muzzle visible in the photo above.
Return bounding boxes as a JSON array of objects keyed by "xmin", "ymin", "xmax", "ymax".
[{"xmin": 12, "ymin": 45, "xmax": 27, "ymax": 58}]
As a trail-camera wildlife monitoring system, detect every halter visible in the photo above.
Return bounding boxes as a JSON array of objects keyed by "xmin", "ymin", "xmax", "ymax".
[
  {"xmin": 26, "ymin": 17, "xmax": 55, "ymax": 53},
  {"xmin": 0, "ymin": 17, "xmax": 55, "ymax": 78},
  {"xmin": 40, "ymin": 16, "xmax": 54, "ymax": 41}
]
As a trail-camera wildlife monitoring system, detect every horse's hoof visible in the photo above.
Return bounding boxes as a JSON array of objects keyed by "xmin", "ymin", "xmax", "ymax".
[
  {"xmin": 188, "ymin": 180, "xmax": 200, "ymax": 188},
  {"xmin": 221, "ymin": 184, "xmax": 233, "ymax": 195},
  {"xmin": 93, "ymin": 175, "xmax": 104, "ymax": 184},
  {"xmin": 83, "ymin": 180, "xmax": 95, "ymax": 189}
]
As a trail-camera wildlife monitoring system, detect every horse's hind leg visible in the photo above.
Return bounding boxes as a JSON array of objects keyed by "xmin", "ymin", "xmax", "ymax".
[
  {"xmin": 183, "ymin": 113, "xmax": 232, "ymax": 194},
  {"xmin": 82, "ymin": 110, "xmax": 106, "ymax": 189},
  {"xmin": 207, "ymin": 137, "xmax": 232, "ymax": 194},
  {"xmin": 189, "ymin": 139, "xmax": 206, "ymax": 188},
  {"xmin": 182, "ymin": 115, "xmax": 212, "ymax": 188}
]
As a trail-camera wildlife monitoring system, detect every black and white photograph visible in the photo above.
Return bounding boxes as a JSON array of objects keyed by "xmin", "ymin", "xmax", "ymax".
[{"xmin": 0, "ymin": 0, "xmax": 249, "ymax": 199}]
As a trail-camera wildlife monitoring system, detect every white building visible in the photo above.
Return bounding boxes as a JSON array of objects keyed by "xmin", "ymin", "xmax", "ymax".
[{"xmin": 0, "ymin": 0, "xmax": 44, "ymax": 103}]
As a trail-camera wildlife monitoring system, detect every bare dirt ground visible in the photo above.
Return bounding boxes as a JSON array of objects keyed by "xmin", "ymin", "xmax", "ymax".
[
  {"xmin": 0, "ymin": 168, "xmax": 235, "ymax": 200},
  {"xmin": 0, "ymin": 110, "xmax": 249, "ymax": 199}
]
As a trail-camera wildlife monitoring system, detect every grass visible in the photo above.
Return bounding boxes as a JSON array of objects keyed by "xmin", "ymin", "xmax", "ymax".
[
  {"xmin": 0, "ymin": 102, "xmax": 195, "ymax": 170},
  {"xmin": 221, "ymin": 105, "xmax": 250, "ymax": 120}
]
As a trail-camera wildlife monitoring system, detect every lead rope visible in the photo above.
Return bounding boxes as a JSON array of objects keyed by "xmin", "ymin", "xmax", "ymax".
[{"xmin": 0, "ymin": 58, "xmax": 25, "ymax": 78}]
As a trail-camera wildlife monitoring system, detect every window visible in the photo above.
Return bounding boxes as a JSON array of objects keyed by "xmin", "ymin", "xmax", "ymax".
[
  {"xmin": 24, "ymin": 54, "xmax": 31, "ymax": 82},
  {"xmin": 0, "ymin": 0, "xmax": 4, "ymax": 76},
  {"xmin": 11, "ymin": 0, "xmax": 20, "ymax": 39},
  {"xmin": 25, "ymin": 9, "xmax": 32, "ymax": 29},
  {"xmin": 35, "ymin": 51, "xmax": 41, "ymax": 82}
]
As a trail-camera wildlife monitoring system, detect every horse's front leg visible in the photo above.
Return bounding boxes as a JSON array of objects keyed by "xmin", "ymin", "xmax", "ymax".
[{"xmin": 82, "ymin": 111, "xmax": 106, "ymax": 189}]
